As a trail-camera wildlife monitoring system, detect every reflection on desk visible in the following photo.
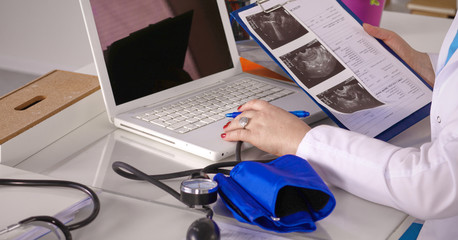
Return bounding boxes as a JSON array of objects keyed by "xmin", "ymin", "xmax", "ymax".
[{"xmin": 16, "ymin": 114, "xmax": 411, "ymax": 239}]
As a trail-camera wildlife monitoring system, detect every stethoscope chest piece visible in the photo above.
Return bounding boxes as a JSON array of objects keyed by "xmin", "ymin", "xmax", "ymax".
[{"xmin": 180, "ymin": 178, "xmax": 218, "ymax": 207}]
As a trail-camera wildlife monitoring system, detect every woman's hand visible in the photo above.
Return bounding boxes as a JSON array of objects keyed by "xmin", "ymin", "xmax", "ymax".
[
  {"xmin": 221, "ymin": 99, "xmax": 311, "ymax": 156},
  {"xmin": 363, "ymin": 23, "xmax": 435, "ymax": 87}
]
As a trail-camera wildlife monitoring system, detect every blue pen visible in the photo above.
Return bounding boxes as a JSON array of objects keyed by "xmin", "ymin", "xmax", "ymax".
[{"xmin": 225, "ymin": 111, "xmax": 310, "ymax": 118}]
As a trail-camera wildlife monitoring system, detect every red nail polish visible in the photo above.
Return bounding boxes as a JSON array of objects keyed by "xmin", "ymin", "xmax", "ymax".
[
  {"xmin": 237, "ymin": 105, "xmax": 242, "ymax": 110},
  {"xmin": 220, "ymin": 133, "xmax": 226, "ymax": 138},
  {"xmin": 223, "ymin": 121, "xmax": 231, "ymax": 129}
]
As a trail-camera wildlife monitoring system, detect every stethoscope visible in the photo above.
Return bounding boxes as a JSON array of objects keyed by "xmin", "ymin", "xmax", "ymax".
[
  {"xmin": 112, "ymin": 141, "xmax": 274, "ymax": 240},
  {"xmin": 0, "ymin": 179, "xmax": 100, "ymax": 240},
  {"xmin": 0, "ymin": 142, "xmax": 270, "ymax": 240}
]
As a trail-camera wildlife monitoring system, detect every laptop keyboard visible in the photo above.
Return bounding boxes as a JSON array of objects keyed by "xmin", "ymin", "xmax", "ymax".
[{"xmin": 135, "ymin": 78, "xmax": 294, "ymax": 133}]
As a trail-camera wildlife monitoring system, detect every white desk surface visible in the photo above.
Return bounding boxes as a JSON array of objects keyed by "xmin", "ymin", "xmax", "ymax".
[{"xmin": 3, "ymin": 11, "xmax": 453, "ymax": 240}]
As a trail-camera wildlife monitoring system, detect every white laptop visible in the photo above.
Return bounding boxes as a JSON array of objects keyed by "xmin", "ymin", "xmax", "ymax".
[{"xmin": 79, "ymin": 0, "xmax": 325, "ymax": 161}]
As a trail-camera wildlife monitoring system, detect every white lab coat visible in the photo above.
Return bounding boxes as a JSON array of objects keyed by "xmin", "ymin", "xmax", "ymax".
[{"xmin": 296, "ymin": 18, "xmax": 458, "ymax": 239}]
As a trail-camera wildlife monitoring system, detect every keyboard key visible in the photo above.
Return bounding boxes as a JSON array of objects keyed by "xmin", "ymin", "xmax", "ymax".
[
  {"xmin": 186, "ymin": 117, "xmax": 200, "ymax": 123},
  {"xmin": 177, "ymin": 127, "xmax": 190, "ymax": 133},
  {"xmin": 167, "ymin": 121, "xmax": 188, "ymax": 130},
  {"xmin": 200, "ymin": 118, "xmax": 216, "ymax": 124},
  {"xmin": 209, "ymin": 114, "xmax": 224, "ymax": 121},
  {"xmin": 150, "ymin": 119, "xmax": 168, "ymax": 127}
]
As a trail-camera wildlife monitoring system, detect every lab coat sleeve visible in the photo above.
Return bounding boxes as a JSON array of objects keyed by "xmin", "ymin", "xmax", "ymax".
[{"xmin": 296, "ymin": 124, "xmax": 458, "ymax": 220}]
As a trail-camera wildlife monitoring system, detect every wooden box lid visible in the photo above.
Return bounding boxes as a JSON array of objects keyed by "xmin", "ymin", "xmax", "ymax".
[{"xmin": 0, "ymin": 70, "xmax": 99, "ymax": 144}]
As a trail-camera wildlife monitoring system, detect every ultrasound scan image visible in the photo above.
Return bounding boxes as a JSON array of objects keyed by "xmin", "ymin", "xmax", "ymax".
[
  {"xmin": 246, "ymin": 7, "xmax": 308, "ymax": 49},
  {"xmin": 317, "ymin": 77, "xmax": 384, "ymax": 114},
  {"xmin": 281, "ymin": 40, "xmax": 345, "ymax": 89}
]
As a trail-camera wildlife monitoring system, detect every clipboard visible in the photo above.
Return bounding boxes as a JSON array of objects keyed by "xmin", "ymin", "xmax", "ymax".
[{"xmin": 230, "ymin": 0, "xmax": 432, "ymax": 141}]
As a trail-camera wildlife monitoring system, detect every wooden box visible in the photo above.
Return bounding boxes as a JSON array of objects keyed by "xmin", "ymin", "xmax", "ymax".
[{"xmin": 0, "ymin": 70, "xmax": 104, "ymax": 166}]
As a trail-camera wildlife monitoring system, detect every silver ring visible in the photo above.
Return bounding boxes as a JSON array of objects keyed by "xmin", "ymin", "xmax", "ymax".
[{"xmin": 239, "ymin": 117, "xmax": 249, "ymax": 129}]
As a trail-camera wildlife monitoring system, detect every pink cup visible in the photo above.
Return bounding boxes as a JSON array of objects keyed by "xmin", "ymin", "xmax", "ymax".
[{"xmin": 340, "ymin": 0, "xmax": 386, "ymax": 26}]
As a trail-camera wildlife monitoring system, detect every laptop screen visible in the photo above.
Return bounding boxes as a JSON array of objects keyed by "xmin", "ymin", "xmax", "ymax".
[{"xmin": 89, "ymin": 0, "xmax": 234, "ymax": 105}]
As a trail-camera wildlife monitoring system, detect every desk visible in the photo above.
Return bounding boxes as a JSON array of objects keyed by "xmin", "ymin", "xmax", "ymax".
[{"xmin": 6, "ymin": 11, "xmax": 453, "ymax": 240}]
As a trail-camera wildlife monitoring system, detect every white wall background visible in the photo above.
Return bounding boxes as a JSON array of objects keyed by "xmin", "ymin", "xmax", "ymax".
[{"xmin": 0, "ymin": 0, "xmax": 93, "ymax": 75}]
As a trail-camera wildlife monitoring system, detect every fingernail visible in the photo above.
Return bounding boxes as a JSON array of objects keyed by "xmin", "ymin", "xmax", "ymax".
[
  {"xmin": 223, "ymin": 121, "xmax": 231, "ymax": 129},
  {"xmin": 237, "ymin": 105, "xmax": 243, "ymax": 110},
  {"xmin": 220, "ymin": 133, "xmax": 226, "ymax": 138}
]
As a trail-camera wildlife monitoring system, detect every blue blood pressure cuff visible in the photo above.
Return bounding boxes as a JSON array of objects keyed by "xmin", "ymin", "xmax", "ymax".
[{"xmin": 213, "ymin": 154, "xmax": 335, "ymax": 233}]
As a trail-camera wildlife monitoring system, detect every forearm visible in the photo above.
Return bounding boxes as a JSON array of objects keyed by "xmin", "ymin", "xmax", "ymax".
[{"xmin": 411, "ymin": 51, "xmax": 435, "ymax": 87}]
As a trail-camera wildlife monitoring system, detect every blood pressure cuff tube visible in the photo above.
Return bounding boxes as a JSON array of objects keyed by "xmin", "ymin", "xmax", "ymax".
[{"xmin": 213, "ymin": 154, "xmax": 336, "ymax": 233}]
